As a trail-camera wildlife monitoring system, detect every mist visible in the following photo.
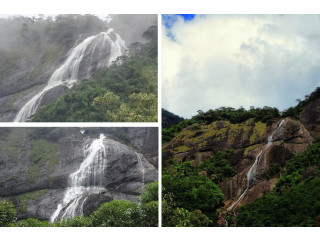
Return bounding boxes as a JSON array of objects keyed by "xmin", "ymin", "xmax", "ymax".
[
  {"xmin": 0, "ymin": 14, "xmax": 157, "ymax": 52},
  {"xmin": 108, "ymin": 14, "xmax": 157, "ymax": 44}
]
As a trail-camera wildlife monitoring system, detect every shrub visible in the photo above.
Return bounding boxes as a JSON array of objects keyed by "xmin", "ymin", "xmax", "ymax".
[
  {"xmin": 141, "ymin": 182, "xmax": 158, "ymax": 204},
  {"xmin": 90, "ymin": 200, "xmax": 140, "ymax": 227},
  {"xmin": 54, "ymin": 216, "xmax": 92, "ymax": 227},
  {"xmin": 16, "ymin": 218, "xmax": 50, "ymax": 227},
  {"xmin": 0, "ymin": 201, "xmax": 17, "ymax": 227},
  {"xmin": 139, "ymin": 201, "xmax": 158, "ymax": 227}
]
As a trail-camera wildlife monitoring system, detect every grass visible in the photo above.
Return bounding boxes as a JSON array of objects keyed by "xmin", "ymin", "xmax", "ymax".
[{"xmin": 250, "ymin": 122, "xmax": 266, "ymax": 144}]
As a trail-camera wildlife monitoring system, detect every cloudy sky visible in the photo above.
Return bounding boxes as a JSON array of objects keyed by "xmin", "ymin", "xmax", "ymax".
[{"xmin": 162, "ymin": 14, "xmax": 320, "ymax": 118}]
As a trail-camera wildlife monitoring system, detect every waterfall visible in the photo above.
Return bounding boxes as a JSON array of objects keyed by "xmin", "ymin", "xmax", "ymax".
[
  {"xmin": 50, "ymin": 134, "xmax": 107, "ymax": 222},
  {"xmin": 14, "ymin": 29, "xmax": 127, "ymax": 122},
  {"xmin": 227, "ymin": 119, "xmax": 285, "ymax": 211},
  {"xmin": 222, "ymin": 216, "xmax": 229, "ymax": 227},
  {"xmin": 136, "ymin": 153, "xmax": 146, "ymax": 191}
]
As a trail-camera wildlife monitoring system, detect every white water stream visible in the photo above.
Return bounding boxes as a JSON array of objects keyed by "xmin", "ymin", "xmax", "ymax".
[
  {"xmin": 136, "ymin": 153, "xmax": 146, "ymax": 191},
  {"xmin": 14, "ymin": 29, "xmax": 127, "ymax": 122},
  {"xmin": 50, "ymin": 134, "xmax": 107, "ymax": 222},
  {"xmin": 227, "ymin": 120, "xmax": 285, "ymax": 211}
]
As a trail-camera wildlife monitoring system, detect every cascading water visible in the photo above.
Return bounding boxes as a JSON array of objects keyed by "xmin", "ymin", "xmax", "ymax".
[
  {"xmin": 14, "ymin": 29, "xmax": 127, "ymax": 122},
  {"xmin": 50, "ymin": 134, "xmax": 107, "ymax": 222},
  {"xmin": 136, "ymin": 153, "xmax": 146, "ymax": 191},
  {"xmin": 227, "ymin": 119, "xmax": 285, "ymax": 211}
]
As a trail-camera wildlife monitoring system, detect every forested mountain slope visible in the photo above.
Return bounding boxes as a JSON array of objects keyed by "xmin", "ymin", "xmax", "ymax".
[{"xmin": 162, "ymin": 87, "xmax": 320, "ymax": 227}]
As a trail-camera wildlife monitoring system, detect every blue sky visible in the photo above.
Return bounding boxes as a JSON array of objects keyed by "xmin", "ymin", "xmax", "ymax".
[
  {"xmin": 163, "ymin": 14, "xmax": 195, "ymax": 40},
  {"xmin": 162, "ymin": 14, "xmax": 320, "ymax": 118}
]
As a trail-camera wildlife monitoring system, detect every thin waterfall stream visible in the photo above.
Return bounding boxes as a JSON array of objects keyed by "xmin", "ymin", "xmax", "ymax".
[
  {"xmin": 227, "ymin": 119, "xmax": 285, "ymax": 211},
  {"xmin": 136, "ymin": 153, "xmax": 146, "ymax": 191},
  {"xmin": 50, "ymin": 134, "xmax": 107, "ymax": 222},
  {"xmin": 14, "ymin": 29, "xmax": 127, "ymax": 122}
]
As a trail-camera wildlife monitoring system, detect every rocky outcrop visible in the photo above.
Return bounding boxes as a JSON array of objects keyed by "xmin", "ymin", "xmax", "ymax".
[
  {"xmin": 163, "ymin": 118, "xmax": 313, "ymax": 212},
  {"xmin": 0, "ymin": 127, "xmax": 158, "ymax": 220},
  {"xmin": 300, "ymin": 98, "xmax": 320, "ymax": 139}
]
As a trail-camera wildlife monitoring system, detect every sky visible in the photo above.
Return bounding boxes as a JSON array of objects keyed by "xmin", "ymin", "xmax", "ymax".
[
  {"xmin": 0, "ymin": 14, "xmax": 111, "ymax": 21},
  {"xmin": 162, "ymin": 14, "xmax": 320, "ymax": 118}
]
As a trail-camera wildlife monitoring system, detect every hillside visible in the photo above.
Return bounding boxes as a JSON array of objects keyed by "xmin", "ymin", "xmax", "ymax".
[
  {"xmin": 162, "ymin": 87, "xmax": 320, "ymax": 227},
  {"xmin": 162, "ymin": 108, "xmax": 184, "ymax": 129}
]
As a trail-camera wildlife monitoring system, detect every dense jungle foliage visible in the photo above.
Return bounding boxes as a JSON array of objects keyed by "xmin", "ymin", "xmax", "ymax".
[
  {"xmin": 0, "ymin": 182, "xmax": 158, "ymax": 227},
  {"xmin": 162, "ymin": 150, "xmax": 236, "ymax": 226}
]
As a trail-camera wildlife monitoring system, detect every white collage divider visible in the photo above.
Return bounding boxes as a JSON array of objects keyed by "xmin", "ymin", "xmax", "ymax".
[{"xmin": 1, "ymin": 1, "xmax": 319, "ymax": 240}]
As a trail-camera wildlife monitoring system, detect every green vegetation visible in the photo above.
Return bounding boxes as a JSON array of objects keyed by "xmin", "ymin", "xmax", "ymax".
[
  {"xmin": 162, "ymin": 108, "xmax": 184, "ymax": 129},
  {"xmin": 162, "ymin": 192, "xmax": 212, "ymax": 227},
  {"xmin": 15, "ymin": 218, "xmax": 50, "ymax": 227},
  {"xmin": 31, "ymin": 26, "xmax": 157, "ymax": 122},
  {"xmin": 0, "ymin": 201, "xmax": 17, "ymax": 227},
  {"xmin": 93, "ymin": 92, "xmax": 157, "ymax": 122},
  {"xmin": 162, "ymin": 150, "xmax": 236, "ymax": 226},
  {"xmin": 193, "ymin": 106, "xmax": 280, "ymax": 125},
  {"xmin": 90, "ymin": 182, "xmax": 158, "ymax": 227},
  {"xmin": 250, "ymin": 122, "xmax": 266, "ymax": 144},
  {"xmin": 198, "ymin": 150, "xmax": 236, "ymax": 183},
  {"xmin": 141, "ymin": 181, "xmax": 158, "ymax": 204},
  {"xmin": 90, "ymin": 200, "xmax": 140, "ymax": 227},
  {"xmin": 162, "ymin": 106, "xmax": 279, "ymax": 143}
]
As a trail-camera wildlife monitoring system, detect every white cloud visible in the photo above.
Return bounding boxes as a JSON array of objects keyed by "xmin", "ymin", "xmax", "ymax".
[{"xmin": 162, "ymin": 15, "xmax": 320, "ymax": 118}]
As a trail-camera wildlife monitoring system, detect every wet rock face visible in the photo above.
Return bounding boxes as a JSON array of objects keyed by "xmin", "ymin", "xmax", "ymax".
[{"xmin": 0, "ymin": 128, "xmax": 158, "ymax": 220}]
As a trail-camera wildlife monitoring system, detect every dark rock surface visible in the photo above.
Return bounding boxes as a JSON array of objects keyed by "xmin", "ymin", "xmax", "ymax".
[
  {"xmin": 300, "ymin": 98, "xmax": 320, "ymax": 139},
  {"xmin": 82, "ymin": 194, "xmax": 113, "ymax": 217}
]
